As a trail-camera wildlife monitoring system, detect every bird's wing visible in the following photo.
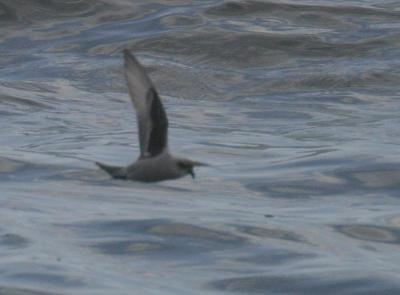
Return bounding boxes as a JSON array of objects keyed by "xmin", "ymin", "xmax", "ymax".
[{"xmin": 123, "ymin": 50, "xmax": 168, "ymax": 158}]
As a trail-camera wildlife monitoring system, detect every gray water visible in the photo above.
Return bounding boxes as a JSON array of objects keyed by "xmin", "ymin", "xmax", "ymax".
[{"xmin": 1, "ymin": 0, "xmax": 400, "ymax": 294}]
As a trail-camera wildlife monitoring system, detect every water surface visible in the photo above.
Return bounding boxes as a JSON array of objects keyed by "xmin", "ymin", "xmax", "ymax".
[{"xmin": 1, "ymin": 0, "xmax": 400, "ymax": 294}]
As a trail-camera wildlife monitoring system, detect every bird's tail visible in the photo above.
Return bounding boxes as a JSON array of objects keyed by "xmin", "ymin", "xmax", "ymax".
[{"xmin": 96, "ymin": 162, "xmax": 127, "ymax": 180}]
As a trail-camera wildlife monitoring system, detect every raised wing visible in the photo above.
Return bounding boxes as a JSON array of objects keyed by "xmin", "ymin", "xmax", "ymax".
[{"xmin": 123, "ymin": 50, "xmax": 168, "ymax": 158}]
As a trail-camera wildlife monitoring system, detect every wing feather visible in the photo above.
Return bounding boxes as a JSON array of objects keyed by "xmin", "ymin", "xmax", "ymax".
[
  {"xmin": 123, "ymin": 50, "xmax": 168, "ymax": 158},
  {"xmin": 147, "ymin": 88, "xmax": 168, "ymax": 156}
]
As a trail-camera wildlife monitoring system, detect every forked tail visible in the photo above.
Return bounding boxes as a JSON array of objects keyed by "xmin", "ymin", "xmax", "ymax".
[{"xmin": 96, "ymin": 162, "xmax": 127, "ymax": 180}]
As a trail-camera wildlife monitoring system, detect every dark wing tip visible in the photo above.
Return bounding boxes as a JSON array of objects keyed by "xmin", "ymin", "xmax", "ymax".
[{"xmin": 147, "ymin": 88, "xmax": 169, "ymax": 157}]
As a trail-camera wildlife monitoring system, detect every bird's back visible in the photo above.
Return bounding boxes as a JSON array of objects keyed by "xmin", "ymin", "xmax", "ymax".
[{"xmin": 127, "ymin": 152, "xmax": 184, "ymax": 182}]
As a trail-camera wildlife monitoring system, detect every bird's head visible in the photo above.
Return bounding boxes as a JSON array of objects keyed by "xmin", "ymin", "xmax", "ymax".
[{"xmin": 176, "ymin": 158, "xmax": 208, "ymax": 179}]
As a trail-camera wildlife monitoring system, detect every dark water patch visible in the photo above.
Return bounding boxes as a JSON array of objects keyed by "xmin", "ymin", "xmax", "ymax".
[
  {"xmin": 245, "ymin": 173, "xmax": 350, "ymax": 199},
  {"xmin": 96, "ymin": 10, "xmax": 144, "ymax": 25},
  {"xmin": 0, "ymin": 287, "xmax": 61, "ymax": 295},
  {"xmin": 205, "ymin": 1, "xmax": 400, "ymax": 20},
  {"xmin": 320, "ymin": 164, "xmax": 400, "ymax": 192},
  {"xmin": 348, "ymin": 169, "xmax": 400, "ymax": 189},
  {"xmin": 295, "ymin": 68, "xmax": 400, "ymax": 91},
  {"xmin": 73, "ymin": 219, "xmax": 243, "ymax": 243},
  {"xmin": 245, "ymin": 110, "xmax": 312, "ymax": 120},
  {"xmin": 0, "ymin": 54, "xmax": 42, "ymax": 69},
  {"xmin": 68, "ymin": 219, "xmax": 247, "ymax": 257},
  {"xmin": 93, "ymin": 1, "xmax": 209, "ymax": 25},
  {"xmin": 0, "ymin": 2, "xmax": 17, "ymax": 23},
  {"xmin": 236, "ymin": 92, "xmax": 368, "ymax": 106},
  {"xmin": 0, "ymin": 158, "xmax": 83, "ymax": 184},
  {"xmin": 123, "ymin": 61, "xmax": 228, "ymax": 100},
  {"xmin": 245, "ymin": 175, "xmax": 365, "ymax": 199},
  {"xmin": 237, "ymin": 249, "xmax": 314, "ymax": 266},
  {"xmin": 208, "ymin": 274, "xmax": 400, "ymax": 294},
  {"xmin": 0, "ymin": 162, "xmax": 52, "ymax": 182},
  {"xmin": 298, "ymin": 92, "xmax": 374, "ymax": 105},
  {"xmin": 93, "ymin": 240, "xmax": 173, "ymax": 256},
  {"xmin": 0, "ymin": 81, "xmax": 58, "ymax": 94},
  {"xmin": 0, "ymin": 157, "xmax": 24, "ymax": 174},
  {"xmin": 0, "ymin": 0, "xmax": 108, "ymax": 25},
  {"xmin": 243, "ymin": 156, "xmax": 352, "ymax": 198},
  {"xmin": 148, "ymin": 223, "xmax": 242, "ymax": 243},
  {"xmin": 0, "ymin": 110, "xmax": 16, "ymax": 116},
  {"xmin": 204, "ymin": 141, "xmax": 269, "ymax": 151},
  {"xmin": 239, "ymin": 76, "xmax": 399, "ymax": 100},
  {"xmin": 130, "ymin": 31, "xmax": 387, "ymax": 68},
  {"xmin": 7, "ymin": 273, "xmax": 86, "ymax": 288},
  {"xmin": 46, "ymin": 168, "xmax": 112, "ymax": 183},
  {"xmin": 0, "ymin": 234, "xmax": 30, "ymax": 249},
  {"xmin": 67, "ymin": 218, "xmax": 168, "ymax": 235},
  {"xmin": 235, "ymin": 225, "xmax": 307, "ymax": 244},
  {"xmin": 0, "ymin": 95, "xmax": 51, "ymax": 110},
  {"xmin": 246, "ymin": 160, "xmax": 400, "ymax": 198},
  {"xmin": 160, "ymin": 14, "xmax": 203, "ymax": 27},
  {"xmin": 0, "ymin": 37, "xmax": 35, "ymax": 52},
  {"xmin": 335, "ymin": 224, "xmax": 400, "ymax": 244}
]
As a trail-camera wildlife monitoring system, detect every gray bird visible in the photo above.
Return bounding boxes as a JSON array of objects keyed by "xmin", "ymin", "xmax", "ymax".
[{"xmin": 96, "ymin": 50, "xmax": 207, "ymax": 182}]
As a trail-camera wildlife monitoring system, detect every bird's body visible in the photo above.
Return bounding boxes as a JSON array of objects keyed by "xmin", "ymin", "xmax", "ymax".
[
  {"xmin": 128, "ymin": 152, "xmax": 186, "ymax": 182},
  {"xmin": 98, "ymin": 151, "xmax": 190, "ymax": 182},
  {"xmin": 96, "ymin": 50, "xmax": 206, "ymax": 182}
]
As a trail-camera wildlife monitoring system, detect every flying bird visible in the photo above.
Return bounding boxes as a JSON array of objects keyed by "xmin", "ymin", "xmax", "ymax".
[{"xmin": 96, "ymin": 50, "xmax": 207, "ymax": 182}]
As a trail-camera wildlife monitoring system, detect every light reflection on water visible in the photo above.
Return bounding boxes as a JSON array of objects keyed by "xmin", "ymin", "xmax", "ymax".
[{"xmin": 1, "ymin": 0, "xmax": 400, "ymax": 294}]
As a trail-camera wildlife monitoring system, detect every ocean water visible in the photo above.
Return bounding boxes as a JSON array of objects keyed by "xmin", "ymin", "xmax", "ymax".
[{"xmin": 1, "ymin": 0, "xmax": 400, "ymax": 294}]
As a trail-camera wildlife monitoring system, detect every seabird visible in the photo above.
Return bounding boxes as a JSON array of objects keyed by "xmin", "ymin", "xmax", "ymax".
[{"xmin": 96, "ymin": 50, "xmax": 207, "ymax": 182}]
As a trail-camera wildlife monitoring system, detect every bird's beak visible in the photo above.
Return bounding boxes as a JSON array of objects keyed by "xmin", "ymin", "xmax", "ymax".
[{"xmin": 191, "ymin": 161, "xmax": 209, "ymax": 167}]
